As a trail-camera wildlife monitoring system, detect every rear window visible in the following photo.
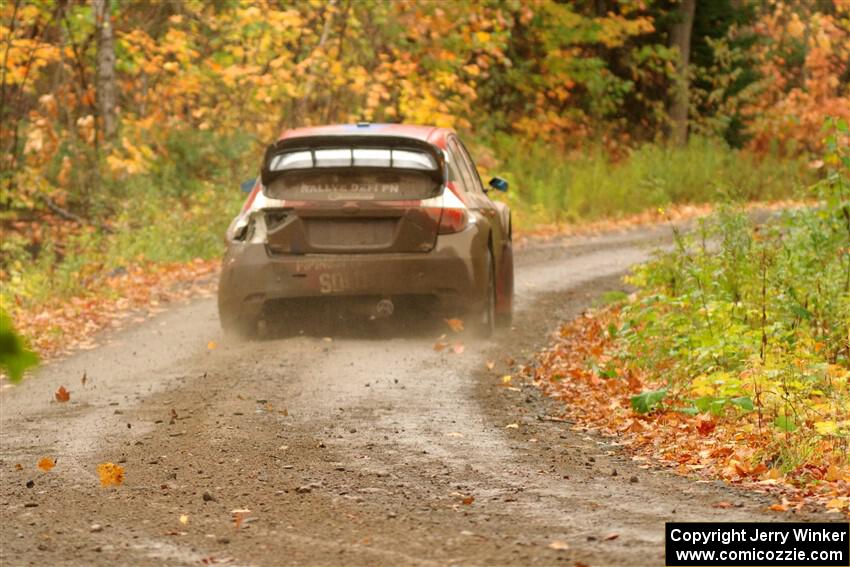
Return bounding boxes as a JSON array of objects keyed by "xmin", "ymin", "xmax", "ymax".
[
  {"xmin": 268, "ymin": 148, "xmax": 438, "ymax": 172},
  {"xmin": 264, "ymin": 170, "xmax": 440, "ymax": 201}
]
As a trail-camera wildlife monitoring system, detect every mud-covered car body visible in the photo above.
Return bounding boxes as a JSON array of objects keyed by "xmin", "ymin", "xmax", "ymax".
[{"xmin": 218, "ymin": 123, "xmax": 513, "ymax": 336}]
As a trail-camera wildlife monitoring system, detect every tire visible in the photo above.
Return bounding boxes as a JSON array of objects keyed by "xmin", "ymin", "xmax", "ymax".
[
  {"xmin": 496, "ymin": 305, "xmax": 513, "ymax": 329},
  {"xmin": 473, "ymin": 251, "xmax": 497, "ymax": 338},
  {"xmin": 495, "ymin": 241, "xmax": 514, "ymax": 329}
]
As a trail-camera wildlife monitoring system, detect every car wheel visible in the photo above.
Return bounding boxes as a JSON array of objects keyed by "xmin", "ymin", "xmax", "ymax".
[{"xmin": 474, "ymin": 250, "xmax": 497, "ymax": 338}]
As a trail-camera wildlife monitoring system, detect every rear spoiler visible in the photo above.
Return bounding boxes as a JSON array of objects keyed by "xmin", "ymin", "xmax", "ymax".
[{"xmin": 260, "ymin": 135, "xmax": 447, "ymax": 186}]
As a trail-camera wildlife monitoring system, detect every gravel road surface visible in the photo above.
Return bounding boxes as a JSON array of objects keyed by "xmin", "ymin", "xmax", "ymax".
[{"xmin": 1, "ymin": 226, "xmax": 779, "ymax": 566}]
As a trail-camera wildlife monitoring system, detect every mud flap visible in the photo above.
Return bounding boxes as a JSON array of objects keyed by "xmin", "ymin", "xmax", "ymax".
[{"xmin": 495, "ymin": 241, "xmax": 514, "ymax": 327}]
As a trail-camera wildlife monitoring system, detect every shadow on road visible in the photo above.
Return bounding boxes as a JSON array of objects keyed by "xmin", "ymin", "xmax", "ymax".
[{"xmin": 257, "ymin": 298, "xmax": 453, "ymax": 340}]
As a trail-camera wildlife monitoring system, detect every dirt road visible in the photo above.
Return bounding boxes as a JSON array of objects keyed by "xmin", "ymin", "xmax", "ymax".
[{"xmin": 1, "ymin": 226, "xmax": 780, "ymax": 566}]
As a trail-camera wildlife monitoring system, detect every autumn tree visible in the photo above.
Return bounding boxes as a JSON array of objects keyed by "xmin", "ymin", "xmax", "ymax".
[
  {"xmin": 668, "ymin": 0, "xmax": 696, "ymax": 146},
  {"xmin": 93, "ymin": 0, "xmax": 116, "ymax": 140}
]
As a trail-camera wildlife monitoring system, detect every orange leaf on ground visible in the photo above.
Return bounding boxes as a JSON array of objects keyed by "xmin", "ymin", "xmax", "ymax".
[
  {"xmin": 533, "ymin": 303, "xmax": 849, "ymax": 517},
  {"xmin": 14, "ymin": 259, "xmax": 220, "ymax": 362},
  {"xmin": 37, "ymin": 457, "xmax": 55, "ymax": 471},
  {"xmin": 696, "ymin": 417, "xmax": 716, "ymax": 436},
  {"xmin": 445, "ymin": 318, "xmax": 464, "ymax": 333},
  {"xmin": 207, "ymin": 341, "xmax": 217, "ymax": 350},
  {"xmin": 604, "ymin": 533, "xmax": 619, "ymax": 541},
  {"xmin": 825, "ymin": 465, "xmax": 848, "ymax": 482},
  {"xmin": 733, "ymin": 460, "xmax": 750, "ymax": 476},
  {"xmin": 55, "ymin": 385, "xmax": 70, "ymax": 402},
  {"xmin": 462, "ymin": 495, "xmax": 474, "ymax": 505},
  {"xmin": 453, "ymin": 343, "xmax": 465, "ymax": 355},
  {"xmin": 96, "ymin": 462, "xmax": 124, "ymax": 486},
  {"xmin": 232, "ymin": 509, "xmax": 251, "ymax": 529}
]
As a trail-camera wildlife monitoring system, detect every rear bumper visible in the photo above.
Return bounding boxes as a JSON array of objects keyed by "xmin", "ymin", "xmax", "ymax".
[{"xmin": 218, "ymin": 226, "xmax": 489, "ymax": 321}]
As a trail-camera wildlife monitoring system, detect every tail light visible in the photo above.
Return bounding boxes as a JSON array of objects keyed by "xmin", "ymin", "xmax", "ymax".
[
  {"xmin": 422, "ymin": 183, "xmax": 469, "ymax": 234},
  {"xmin": 438, "ymin": 207, "xmax": 469, "ymax": 234}
]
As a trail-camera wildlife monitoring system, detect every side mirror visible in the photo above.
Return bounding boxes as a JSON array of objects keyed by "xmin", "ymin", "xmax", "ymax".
[
  {"xmin": 488, "ymin": 176, "xmax": 509, "ymax": 192},
  {"xmin": 240, "ymin": 179, "xmax": 256, "ymax": 193}
]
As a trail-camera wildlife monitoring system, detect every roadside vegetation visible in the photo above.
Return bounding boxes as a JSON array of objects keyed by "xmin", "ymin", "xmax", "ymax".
[
  {"xmin": 535, "ymin": 120, "xmax": 850, "ymax": 513},
  {"xmin": 495, "ymin": 137, "xmax": 811, "ymax": 230},
  {"xmin": 1, "ymin": 1, "xmax": 849, "ymax": 359}
]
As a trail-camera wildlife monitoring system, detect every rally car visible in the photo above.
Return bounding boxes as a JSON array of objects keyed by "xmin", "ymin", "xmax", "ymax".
[{"xmin": 217, "ymin": 123, "xmax": 514, "ymax": 337}]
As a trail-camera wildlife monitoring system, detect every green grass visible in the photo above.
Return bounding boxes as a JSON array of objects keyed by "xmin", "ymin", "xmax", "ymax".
[
  {"xmin": 487, "ymin": 135, "xmax": 813, "ymax": 230},
  {"xmin": 2, "ymin": 188, "xmax": 243, "ymax": 308}
]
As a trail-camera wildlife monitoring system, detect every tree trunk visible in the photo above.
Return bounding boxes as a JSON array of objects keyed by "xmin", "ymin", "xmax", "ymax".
[
  {"xmin": 93, "ymin": 0, "xmax": 117, "ymax": 140},
  {"xmin": 281, "ymin": 0, "xmax": 335, "ymax": 130},
  {"xmin": 668, "ymin": 0, "xmax": 696, "ymax": 146}
]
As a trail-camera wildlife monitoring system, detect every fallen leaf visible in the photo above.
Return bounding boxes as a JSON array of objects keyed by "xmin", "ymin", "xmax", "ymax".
[
  {"xmin": 768, "ymin": 503, "xmax": 788, "ymax": 512},
  {"xmin": 37, "ymin": 457, "xmax": 55, "ymax": 471},
  {"xmin": 179, "ymin": 514, "xmax": 189, "ymax": 525},
  {"xmin": 712, "ymin": 501, "xmax": 734, "ymax": 509},
  {"xmin": 55, "ymin": 385, "xmax": 70, "ymax": 402},
  {"xmin": 462, "ymin": 495, "xmax": 474, "ymax": 505},
  {"xmin": 732, "ymin": 460, "xmax": 750, "ymax": 476},
  {"xmin": 231, "ymin": 508, "xmax": 251, "ymax": 529},
  {"xmin": 81, "ymin": 371, "xmax": 87, "ymax": 386},
  {"xmin": 501, "ymin": 375, "xmax": 512, "ymax": 385},
  {"xmin": 453, "ymin": 343, "xmax": 465, "ymax": 355},
  {"xmin": 548, "ymin": 540, "xmax": 570, "ymax": 551},
  {"xmin": 696, "ymin": 417, "xmax": 716, "ymax": 436},
  {"xmin": 485, "ymin": 360, "xmax": 495, "ymax": 370},
  {"xmin": 433, "ymin": 341, "xmax": 449, "ymax": 352},
  {"xmin": 97, "ymin": 462, "xmax": 125, "ymax": 487},
  {"xmin": 825, "ymin": 498, "xmax": 846, "ymax": 510},
  {"xmin": 445, "ymin": 318, "xmax": 464, "ymax": 333},
  {"xmin": 604, "ymin": 533, "xmax": 619, "ymax": 541},
  {"xmin": 825, "ymin": 465, "xmax": 846, "ymax": 482},
  {"xmin": 207, "ymin": 341, "xmax": 217, "ymax": 350},
  {"xmin": 763, "ymin": 468, "xmax": 783, "ymax": 481},
  {"xmin": 505, "ymin": 423, "xmax": 519, "ymax": 429},
  {"xmin": 750, "ymin": 463, "xmax": 767, "ymax": 476}
]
